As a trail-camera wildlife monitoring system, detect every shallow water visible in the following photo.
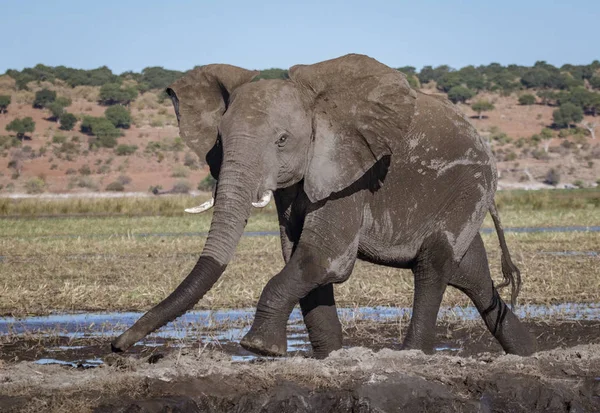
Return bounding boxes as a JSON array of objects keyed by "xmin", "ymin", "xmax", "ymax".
[{"xmin": 1, "ymin": 303, "xmax": 598, "ymax": 368}]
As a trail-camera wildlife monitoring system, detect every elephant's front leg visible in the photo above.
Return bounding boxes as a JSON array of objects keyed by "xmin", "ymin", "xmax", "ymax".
[{"xmin": 241, "ymin": 195, "xmax": 363, "ymax": 357}]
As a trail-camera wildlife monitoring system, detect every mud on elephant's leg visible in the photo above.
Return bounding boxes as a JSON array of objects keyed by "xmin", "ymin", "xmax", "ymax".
[
  {"xmin": 240, "ymin": 242, "xmax": 355, "ymax": 357},
  {"xmin": 449, "ymin": 234, "xmax": 536, "ymax": 356},
  {"xmin": 300, "ymin": 284, "xmax": 342, "ymax": 359},
  {"xmin": 402, "ymin": 237, "xmax": 453, "ymax": 353}
]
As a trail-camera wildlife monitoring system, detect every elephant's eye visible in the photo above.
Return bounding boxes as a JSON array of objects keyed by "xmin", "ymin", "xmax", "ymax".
[{"xmin": 276, "ymin": 134, "xmax": 288, "ymax": 148}]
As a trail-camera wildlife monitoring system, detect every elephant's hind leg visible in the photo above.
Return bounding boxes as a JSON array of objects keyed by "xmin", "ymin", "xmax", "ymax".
[
  {"xmin": 402, "ymin": 236, "xmax": 453, "ymax": 353},
  {"xmin": 300, "ymin": 284, "xmax": 343, "ymax": 359},
  {"xmin": 449, "ymin": 233, "xmax": 536, "ymax": 356}
]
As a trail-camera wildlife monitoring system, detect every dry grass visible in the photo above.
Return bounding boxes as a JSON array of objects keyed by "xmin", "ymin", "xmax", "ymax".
[{"xmin": 0, "ymin": 215, "xmax": 598, "ymax": 316}]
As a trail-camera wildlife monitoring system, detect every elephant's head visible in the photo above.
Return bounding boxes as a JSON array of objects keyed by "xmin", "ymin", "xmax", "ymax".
[{"xmin": 112, "ymin": 54, "xmax": 417, "ymax": 351}]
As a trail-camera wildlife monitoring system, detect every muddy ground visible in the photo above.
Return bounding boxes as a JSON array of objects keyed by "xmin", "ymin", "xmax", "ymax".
[{"xmin": 0, "ymin": 320, "xmax": 599, "ymax": 412}]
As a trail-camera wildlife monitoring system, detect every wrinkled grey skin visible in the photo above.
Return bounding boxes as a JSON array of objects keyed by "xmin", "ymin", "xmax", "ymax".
[{"xmin": 112, "ymin": 54, "xmax": 536, "ymax": 358}]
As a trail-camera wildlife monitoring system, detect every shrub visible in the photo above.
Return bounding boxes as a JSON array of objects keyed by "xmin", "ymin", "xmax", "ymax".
[
  {"xmin": 171, "ymin": 180, "xmax": 191, "ymax": 194},
  {"xmin": 33, "ymin": 89, "xmax": 56, "ymax": 108},
  {"xmin": 447, "ymin": 86, "xmax": 475, "ymax": 104},
  {"xmin": 115, "ymin": 144, "xmax": 138, "ymax": 156},
  {"xmin": 98, "ymin": 83, "xmax": 138, "ymax": 105},
  {"xmin": 117, "ymin": 174, "xmax": 132, "ymax": 185},
  {"xmin": 78, "ymin": 164, "xmax": 91, "ymax": 175},
  {"xmin": 171, "ymin": 165, "xmax": 189, "ymax": 178},
  {"xmin": 471, "ymin": 100, "xmax": 495, "ymax": 119},
  {"xmin": 105, "ymin": 105, "xmax": 132, "ymax": 128},
  {"xmin": 0, "ymin": 135, "xmax": 21, "ymax": 149},
  {"xmin": 544, "ymin": 168, "xmax": 560, "ymax": 186},
  {"xmin": 197, "ymin": 175, "xmax": 217, "ymax": 192},
  {"xmin": 184, "ymin": 152, "xmax": 199, "ymax": 169},
  {"xmin": 69, "ymin": 176, "xmax": 98, "ymax": 190},
  {"xmin": 0, "ymin": 95, "xmax": 11, "ymax": 113},
  {"xmin": 553, "ymin": 103, "xmax": 584, "ymax": 128},
  {"xmin": 52, "ymin": 134, "xmax": 67, "ymax": 144},
  {"xmin": 24, "ymin": 177, "xmax": 46, "ymax": 194},
  {"xmin": 573, "ymin": 180, "xmax": 585, "ymax": 188},
  {"xmin": 5, "ymin": 117, "xmax": 35, "ymax": 140},
  {"xmin": 105, "ymin": 181, "xmax": 125, "ymax": 192},
  {"xmin": 59, "ymin": 113, "xmax": 77, "ymax": 131},
  {"xmin": 518, "ymin": 94, "xmax": 536, "ymax": 105},
  {"xmin": 65, "ymin": 168, "xmax": 77, "ymax": 175}
]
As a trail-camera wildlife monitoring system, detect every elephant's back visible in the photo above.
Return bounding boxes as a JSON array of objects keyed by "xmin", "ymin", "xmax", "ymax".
[{"xmin": 359, "ymin": 92, "xmax": 497, "ymax": 265}]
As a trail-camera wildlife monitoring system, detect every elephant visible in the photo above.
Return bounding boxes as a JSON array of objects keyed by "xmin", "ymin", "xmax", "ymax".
[{"xmin": 112, "ymin": 54, "xmax": 536, "ymax": 358}]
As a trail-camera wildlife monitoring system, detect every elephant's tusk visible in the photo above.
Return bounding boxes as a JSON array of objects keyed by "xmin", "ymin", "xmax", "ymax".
[
  {"xmin": 252, "ymin": 190, "xmax": 272, "ymax": 208},
  {"xmin": 184, "ymin": 198, "xmax": 214, "ymax": 214}
]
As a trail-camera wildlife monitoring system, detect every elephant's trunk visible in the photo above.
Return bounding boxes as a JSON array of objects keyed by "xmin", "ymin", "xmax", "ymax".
[{"xmin": 112, "ymin": 154, "xmax": 256, "ymax": 352}]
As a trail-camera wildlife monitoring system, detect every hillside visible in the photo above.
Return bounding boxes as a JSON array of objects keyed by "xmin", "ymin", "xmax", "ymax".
[{"xmin": 0, "ymin": 62, "xmax": 599, "ymax": 195}]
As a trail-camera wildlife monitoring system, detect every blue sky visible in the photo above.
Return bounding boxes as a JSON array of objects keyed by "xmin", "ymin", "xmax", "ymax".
[{"xmin": 1, "ymin": 1, "xmax": 598, "ymax": 74}]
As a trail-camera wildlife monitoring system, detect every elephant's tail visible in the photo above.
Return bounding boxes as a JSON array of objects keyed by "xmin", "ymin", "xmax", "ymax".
[{"xmin": 489, "ymin": 201, "xmax": 521, "ymax": 309}]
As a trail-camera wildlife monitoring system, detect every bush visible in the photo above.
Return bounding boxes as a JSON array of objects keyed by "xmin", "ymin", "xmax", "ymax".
[
  {"xmin": 105, "ymin": 181, "xmax": 125, "ymax": 192},
  {"xmin": 69, "ymin": 176, "xmax": 98, "ymax": 190},
  {"xmin": 114, "ymin": 144, "xmax": 138, "ymax": 156},
  {"xmin": 33, "ymin": 89, "xmax": 56, "ymax": 108},
  {"xmin": 171, "ymin": 180, "xmax": 191, "ymax": 194},
  {"xmin": 0, "ymin": 135, "xmax": 21, "ymax": 149},
  {"xmin": 98, "ymin": 83, "xmax": 138, "ymax": 105},
  {"xmin": 24, "ymin": 177, "xmax": 46, "ymax": 194},
  {"xmin": 0, "ymin": 95, "xmax": 11, "ymax": 113},
  {"xmin": 471, "ymin": 100, "xmax": 495, "ymax": 119},
  {"xmin": 447, "ymin": 86, "xmax": 475, "ymax": 104},
  {"xmin": 5, "ymin": 117, "xmax": 35, "ymax": 140},
  {"xmin": 52, "ymin": 134, "xmax": 67, "ymax": 144},
  {"xmin": 81, "ymin": 116, "xmax": 122, "ymax": 147},
  {"xmin": 197, "ymin": 174, "xmax": 217, "ymax": 192},
  {"xmin": 59, "ymin": 112, "xmax": 77, "ymax": 131},
  {"xmin": 171, "ymin": 165, "xmax": 189, "ymax": 177},
  {"xmin": 184, "ymin": 152, "xmax": 199, "ymax": 169},
  {"xmin": 518, "ymin": 94, "xmax": 536, "ymax": 105},
  {"xmin": 544, "ymin": 168, "xmax": 560, "ymax": 186},
  {"xmin": 65, "ymin": 168, "xmax": 77, "ymax": 175},
  {"xmin": 553, "ymin": 103, "xmax": 584, "ymax": 128},
  {"xmin": 105, "ymin": 105, "xmax": 132, "ymax": 128},
  {"xmin": 117, "ymin": 175, "xmax": 132, "ymax": 185},
  {"xmin": 78, "ymin": 164, "xmax": 91, "ymax": 175}
]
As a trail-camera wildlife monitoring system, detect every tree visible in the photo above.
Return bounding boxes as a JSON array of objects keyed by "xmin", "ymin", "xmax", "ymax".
[
  {"xmin": 105, "ymin": 105, "xmax": 132, "ymax": 128},
  {"xmin": 471, "ymin": 100, "xmax": 495, "ymax": 119},
  {"xmin": 590, "ymin": 76, "xmax": 600, "ymax": 90},
  {"xmin": 47, "ymin": 101, "xmax": 65, "ymax": 121},
  {"xmin": 59, "ymin": 113, "xmax": 77, "ymax": 131},
  {"xmin": 436, "ymin": 72, "xmax": 462, "ymax": 92},
  {"xmin": 81, "ymin": 116, "xmax": 122, "ymax": 147},
  {"xmin": 447, "ymin": 86, "xmax": 475, "ymax": 104},
  {"xmin": 0, "ymin": 95, "xmax": 11, "ymax": 113},
  {"xmin": 5, "ymin": 117, "xmax": 35, "ymax": 140},
  {"xmin": 553, "ymin": 103, "xmax": 584, "ymax": 128},
  {"xmin": 255, "ymin": 68, "xmax": 288, "ymax": 80},
  {"xmin": 518, "ymin": 94, "xmax": 536, "ymax": 105},
  {"xmin": 98, "ymin": 83, "xmax": 138, "ymax": 105},
  {"xmin": 33, "ymin": 89, "xmax": 56, "ymax": 108}
]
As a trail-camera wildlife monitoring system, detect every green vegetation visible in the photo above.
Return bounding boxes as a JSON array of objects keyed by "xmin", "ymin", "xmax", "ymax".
[
  {"xmin": 59, "ymin": 112, "xmax": 77, "ymax": 130},
  {"xmin": 447, "ymin": 86, "xmax": 475, "ymax": 104},
  {"xmin": 544, "ymin": 168, "xmax": 561, "ymax": 186},
  {"xmin": 24, "ymin": 177, "xmax": 46, "ymax": 194},
  {"xmin": 81, "ymin": 116, "xmax": 122, "ymax": 147},
  {"xmin": 553, "ymin": 103, "xmax": 584, "ymax": 128},
  {"xmin": 114, "ymin": 144, "xmax": 137, "ymax": 156},
  {"xmin": 0, "ymin": 95, "xmax": 11, "ymax": 113},
  {"xmin": 98, "ymin": 83, "xmax": 138, "ymax": 105},
  {"xmin": 5, "ymin": 117, "xmax": 35, "ymax": 140},
  {"xmin": 105, "ymin": 105, "xmax": 131, "ymax": 128},
  {"xmin": 518, "ymin": 94, "xmax": 536, "ymax": 105},
  {"xmin": 255, "ymin": 68, "xmax": 288, "ymax": 80},
  {"xmin": 197, "ymin": 174, "xmax": 217, "ymax": 192},
  {"xmin": 32, "ymin": 88, "xmax": 56, "ymax": 108},
  {"xmin": 471, "ymin": 100, "xmax": 495, "ymax": 119}
]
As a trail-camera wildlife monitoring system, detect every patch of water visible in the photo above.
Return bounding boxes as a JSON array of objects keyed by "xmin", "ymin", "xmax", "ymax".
[
  {"xmin": 35, "ymin": 358, "xmax": 103, "ymax": 368},
  {"xmin": 2, "ymin": 303, "xmax": 598, "ymax": 367}
]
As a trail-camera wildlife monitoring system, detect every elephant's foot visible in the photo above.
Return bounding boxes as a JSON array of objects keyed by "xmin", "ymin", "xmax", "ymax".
[{"xmin": 240, "ymin": 321, "xmax": 287, "ymax": 357}]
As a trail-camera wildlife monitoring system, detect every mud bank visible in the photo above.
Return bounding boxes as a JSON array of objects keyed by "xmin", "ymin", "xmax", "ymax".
[{"xmin": 1, "ymin": 344, "xmax": 599, "ymax": 413}]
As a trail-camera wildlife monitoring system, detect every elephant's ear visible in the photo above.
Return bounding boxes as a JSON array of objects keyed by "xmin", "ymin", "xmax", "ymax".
[
  {"xmin": 167, "ymin": 65, "xmax": 259, "ymax": 174},
  {"xmin": 289, "ymin": 54, "xmax": 417, "ymax": 203}
]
